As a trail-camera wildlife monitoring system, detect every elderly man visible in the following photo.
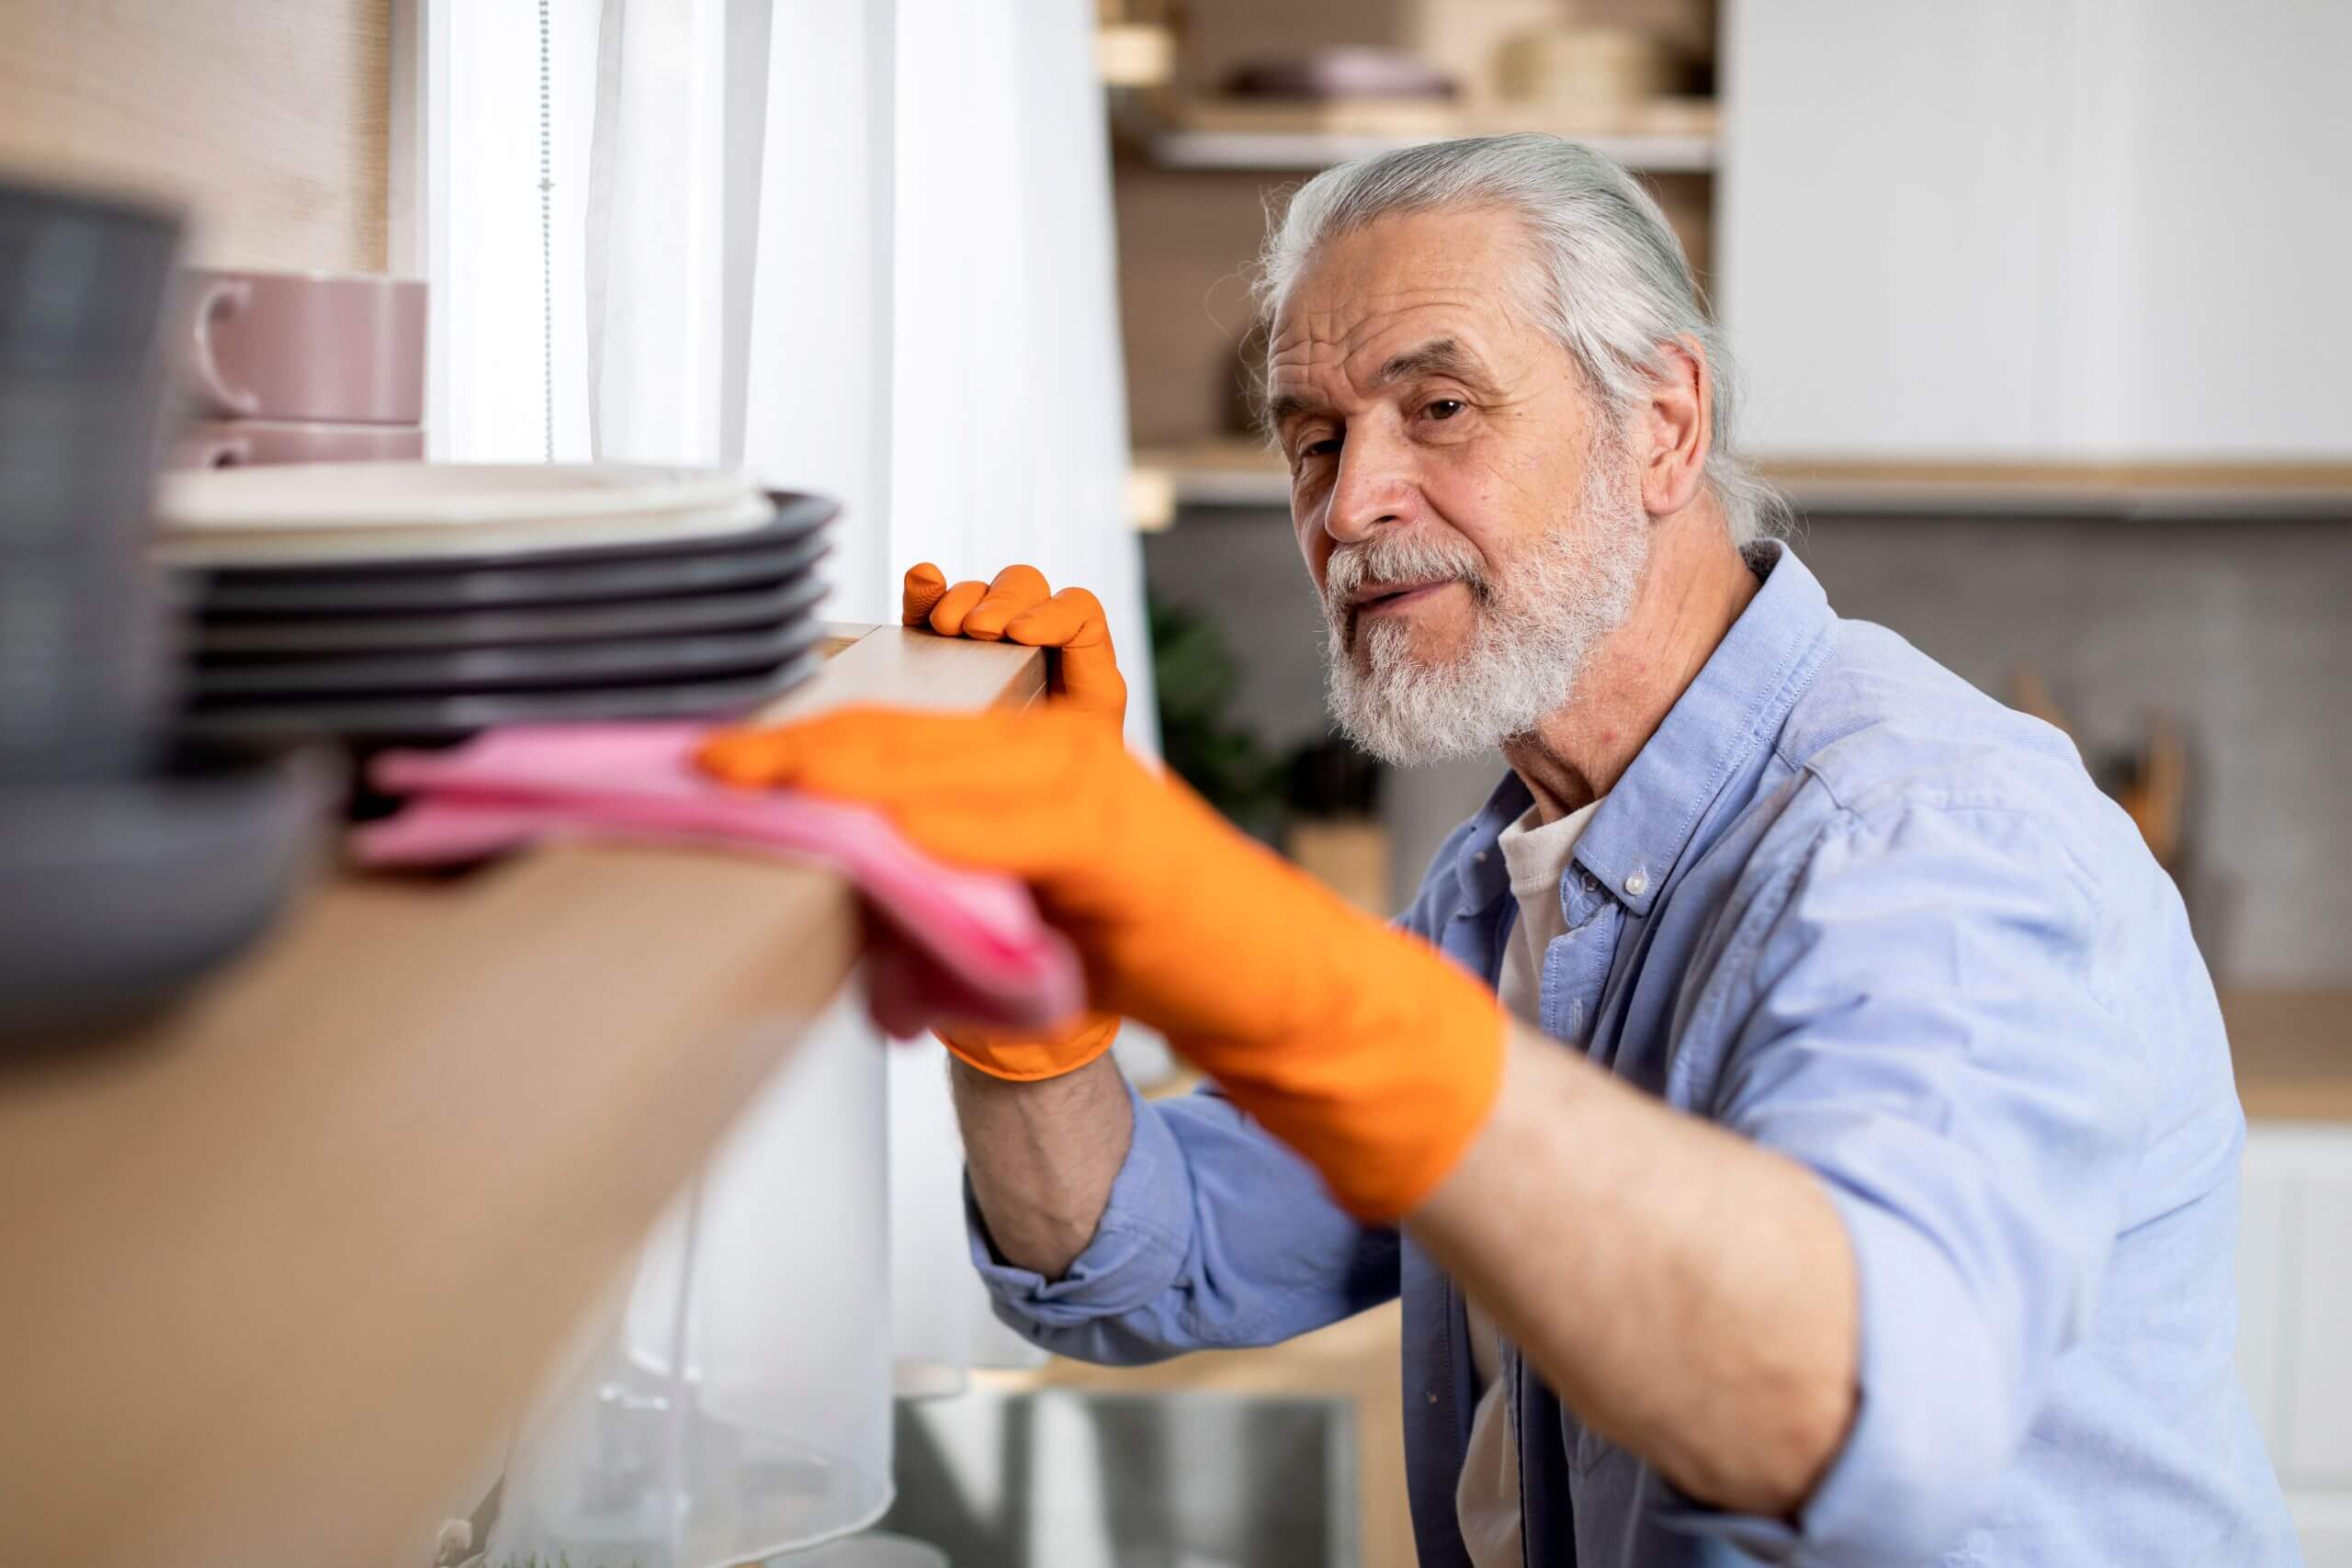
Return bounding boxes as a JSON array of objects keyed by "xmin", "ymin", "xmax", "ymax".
[{"xmin": 704, "ymin": 137, "xmax": 2295, "ymax": 1564}]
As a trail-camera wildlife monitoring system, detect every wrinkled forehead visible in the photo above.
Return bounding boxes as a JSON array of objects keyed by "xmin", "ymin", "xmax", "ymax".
[{"xmin": 1264, "ymin": 208, "xmax": 1543, "ymax": 391}]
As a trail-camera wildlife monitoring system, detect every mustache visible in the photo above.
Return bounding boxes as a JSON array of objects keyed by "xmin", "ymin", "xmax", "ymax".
[{"xmin": 1321, "ymin": 532, "xmax": 1491, "ymax": 628}]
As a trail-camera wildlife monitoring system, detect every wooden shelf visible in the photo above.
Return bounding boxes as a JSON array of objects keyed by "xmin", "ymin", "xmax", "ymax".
[
  {"xmin": 1132, "ymin": 438, "xmax": 1288, "ymax": 515},
  {"xmin": 1759, "ymin": 459, "xmax": 2352, "ymax": 520},
  {"xmin": 1113, "ymin": 92, "xmax": 1717, "ymax": 175},
  {"xmin": 1131, "ymin": 440, "xmax": 2352, "ymax": 523},
  {"xmin": 0, "ymin": 624, "xmax": 1045, "ymax": 1568}
]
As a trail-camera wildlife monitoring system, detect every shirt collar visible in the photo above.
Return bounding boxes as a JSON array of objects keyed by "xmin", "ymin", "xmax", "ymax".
[
  {"xmin": 1449, "ymin": 770, "xmax": 1532, "ymax": 912},
  {"xmin": 1446, "ymin": 541, "xmax": 1837, "ymax": 919},
  {"xmin": 1569, "ymin": 541, "xmax": 1837, "ymax": 917}
]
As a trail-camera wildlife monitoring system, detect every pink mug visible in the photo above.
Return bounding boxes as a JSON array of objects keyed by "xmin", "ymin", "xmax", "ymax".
[
  {"xmin": 169, "ymin": 418, "xmax": 426, "ymax": 470},
  {"xmin": 181, "ymin": 268, "xmax": 427, "ymax": 424}
]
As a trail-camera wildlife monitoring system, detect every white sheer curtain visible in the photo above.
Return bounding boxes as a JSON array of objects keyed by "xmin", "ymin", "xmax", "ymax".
[
  {"xmin": 575, "ymin": 0, "xmax": 1147, "ymax": 1407},
  {"xmin": 418, "ymin": 6, "xmax": 1145, "ymax": 1552},
  {"xmin": 584, "ymin": 0, "xmax": 1156, "ymax": 750}
]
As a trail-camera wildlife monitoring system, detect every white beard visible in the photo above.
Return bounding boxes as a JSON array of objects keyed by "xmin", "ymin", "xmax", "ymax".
[{"xmin": 1321, "ymin": 441, "xmax": 1649, "ymax": 766}]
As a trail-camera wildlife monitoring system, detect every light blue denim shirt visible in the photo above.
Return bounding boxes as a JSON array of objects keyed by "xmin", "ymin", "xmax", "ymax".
[{"xmin": 966, "ymin": 543, "xmax": 2298, "ymax": 1566}]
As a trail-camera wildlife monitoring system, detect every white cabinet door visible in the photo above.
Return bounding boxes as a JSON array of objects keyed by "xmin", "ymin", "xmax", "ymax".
[
  {"xmin": 2295, "ymin": 1493, "xmax": 2352, "ymax": 1568},
  {"xmin": 2241, "ymin": 1123, "xmax": 2352, "ymax": 1565},
  {"xmin": 1718, "ymin": 0, "xmax": 2080, "ymax": 457},
  {"xmin": 2108, "ymin": 1, "xmax": 2352, "ymax": 457},
  {"xmin": 1717, "ymin": 0, "xmax": 2352, "ymax": 461},
  {"xmin": 2285, "ymin": 1148, "xmax": 2352, "ymax": 1489},
  {"xmin": 2238, "ymin": 1133, "xmax": 2294, "ymax": 1453}
]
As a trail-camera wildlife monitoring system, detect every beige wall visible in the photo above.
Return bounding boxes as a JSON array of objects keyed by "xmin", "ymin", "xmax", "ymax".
[{"xmin": 0, "ymin": 0, "xmax": 390, "ymax": 272}]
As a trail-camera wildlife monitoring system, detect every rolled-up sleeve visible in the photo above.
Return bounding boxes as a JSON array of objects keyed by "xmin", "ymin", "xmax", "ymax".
[
  {"xmin": 1661, "ymin": 801, "xmax": 2153, "ymax": 1566},
  {"xmin": 967, "ymin": 1073, "xmax": 1397, "ymax": 1365}
]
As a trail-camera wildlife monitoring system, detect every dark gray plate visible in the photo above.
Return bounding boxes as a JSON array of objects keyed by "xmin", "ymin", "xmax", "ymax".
[
  {"xmin": 0, "ymin": 741, "xmax": 333, "ymax": 1044},
  {"xmin": 184, "ymin": 650, "xmax": 820, "ymax": 744},
  {"xmin": 191, "ymin": 615, "xmax": 824, "ymax": 699},
  {"xmin": 185, "ymin": 500, "xmax": 831, "ymax": 615},
  {"xmin": 194, "ymin": 571, "xmax": 827, "ymax": 655}
]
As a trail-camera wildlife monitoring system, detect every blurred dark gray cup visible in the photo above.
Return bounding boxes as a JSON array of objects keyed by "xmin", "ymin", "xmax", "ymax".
[{"xmin": 0, "ymin": 180, "xmax": 182, "ymax": 781}]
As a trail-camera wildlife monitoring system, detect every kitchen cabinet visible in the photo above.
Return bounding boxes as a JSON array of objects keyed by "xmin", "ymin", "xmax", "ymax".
[
  {"xmin": 1719, "ymin": 0, "xmax": 2352, "ymax": 464},
  {"xmin": 2301, "ymin": 1499, "xmax": 2352, "ymax": 1568},
  {"xmin": 0, "ymin": 625, "xmax": 1046, "ymax": 1568},
  {"xmin": 2233, "ymin": 990, "xmax": 2352, "ymax": 1567},
  {"xmin": 2285, "ymin": 1148, "xmax": 2352, "ymax": 1492},
  {"xmin": 2241, "ymin": 1123, "xmax": 2352, "ymax": 1568}
]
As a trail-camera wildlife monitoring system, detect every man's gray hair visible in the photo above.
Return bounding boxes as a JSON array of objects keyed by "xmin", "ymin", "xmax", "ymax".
[{"xmin": 1253, "ymin": 134, "xmax": 1788, "ymax": 546}]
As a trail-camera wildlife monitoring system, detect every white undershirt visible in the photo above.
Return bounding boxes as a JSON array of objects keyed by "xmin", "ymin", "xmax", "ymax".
[{"xmin": 1456, "ymin": 795, "xmax": 1601, "ymax": 1568}]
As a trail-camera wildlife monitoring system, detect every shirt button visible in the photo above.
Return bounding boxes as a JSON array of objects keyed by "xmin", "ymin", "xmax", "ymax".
[
  {"xmin": 1624, "ymin": 870, "xmax": 1649, "ymax": 896},
  {"xmin": 1474, "ymin": 851, "xmax": 1489, "ymax": 864}
]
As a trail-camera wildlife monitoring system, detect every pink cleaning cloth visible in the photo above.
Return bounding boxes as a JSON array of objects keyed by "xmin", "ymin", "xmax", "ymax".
[{"xmin": 350, "ymin": 723, "xmax": 1085, "ymax": 1033}]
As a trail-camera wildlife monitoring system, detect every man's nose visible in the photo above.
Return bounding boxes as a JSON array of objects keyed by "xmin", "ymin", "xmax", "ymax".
[{"xmin": 1323, "ymin": 426, "xmax": 1419, "ymax": 545}]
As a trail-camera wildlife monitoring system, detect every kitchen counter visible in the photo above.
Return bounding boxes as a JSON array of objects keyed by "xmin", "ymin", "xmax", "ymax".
[
  {"xmin": 0, "ymin": 623, "xmax": 1044, "ymax": 1568},
  {"xmin": 2226, "ymin": 987, "xmax": 2352, "ymax": 1122}
]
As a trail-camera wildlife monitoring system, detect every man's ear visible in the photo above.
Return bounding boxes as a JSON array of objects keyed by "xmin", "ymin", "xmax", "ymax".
[{"xmin": 1636, "ymin": 334, "xmax": 1713, "ymax": 518}]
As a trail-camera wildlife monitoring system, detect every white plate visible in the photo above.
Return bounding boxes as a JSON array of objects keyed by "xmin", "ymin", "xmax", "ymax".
[
  {"xmin": 156, "ymin": 491, "xmax": 775, "ymax": 567},
  {"xmin": 158, "ymin": 461, "xmax": 763, "ymax": 536}
]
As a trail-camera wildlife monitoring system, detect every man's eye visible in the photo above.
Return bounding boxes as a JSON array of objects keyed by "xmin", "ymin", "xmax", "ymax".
[
  {"xmin": 1300, "ymin": 435, "xmax": 1342, "ymax": 459},
  {"xmin": 1423, "ymin": 399, "xmax": 1465, "ymax": 422}
]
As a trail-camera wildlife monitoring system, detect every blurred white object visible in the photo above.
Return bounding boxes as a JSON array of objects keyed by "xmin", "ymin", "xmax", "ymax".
[{"xmin": 485, "ymin": 987, "xmax": 894, "ymax": 1568}]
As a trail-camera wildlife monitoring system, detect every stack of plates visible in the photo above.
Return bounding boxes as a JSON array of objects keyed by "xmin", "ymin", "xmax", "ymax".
[{"xmin": 159, "ymin": 463, "xmax": 833, "ymax": 742}]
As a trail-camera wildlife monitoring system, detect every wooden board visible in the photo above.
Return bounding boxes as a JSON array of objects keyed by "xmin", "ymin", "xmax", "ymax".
[
  {"xmin": 761, "ymin": 622, "xmax": 1049, "ymax": 722},
  {"xmin": 0, "ymin": 0, "xmax": 390, "ymax": 272},
  {"xmin": 0, "ymin": 624, "xmax": 1045, "ymax": 1568}
]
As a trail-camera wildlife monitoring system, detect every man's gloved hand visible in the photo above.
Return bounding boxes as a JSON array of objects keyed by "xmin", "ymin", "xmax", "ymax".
[
  {"xmin": 899, "ymin": 562, "xmax": 1126, "ymax": 1081},
  {"xmin": 902, "ymin": 562, "xmax": 1127, "ymax": 729},
  {"xmin": 698, "ymin": 705, "xmax": 1508, "ymax": 1220}
]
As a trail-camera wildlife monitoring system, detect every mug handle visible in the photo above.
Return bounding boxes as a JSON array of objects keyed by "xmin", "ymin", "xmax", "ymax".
[
  {"xmin": 203, "ymin": 434, "xmax": 256, "ymax": 468},
  {"xmin": 169, "ymin": 431, "xmax": 255, "ymax": 470},
  {"xmin": 187, "ymin": 277, "xmax": 261, "ymax": 417}
]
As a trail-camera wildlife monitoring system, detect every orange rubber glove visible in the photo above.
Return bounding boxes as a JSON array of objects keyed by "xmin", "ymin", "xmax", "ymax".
[
  {"xmin": 899, "ymin": 562, "xmax": 1126, "ymax": 1080},
  {"xmin": 902, "ymin": 562, "xmax": 1127, "ymax": 729},
  {"xmin": 699, "ymin": 705, "xmax": 1508, "ymax": 1221}
]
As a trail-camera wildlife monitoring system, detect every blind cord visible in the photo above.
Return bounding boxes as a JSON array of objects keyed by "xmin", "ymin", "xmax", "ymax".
[{"xmin": 538, "ymin": 0, "xmax": 555, "ymax": 461}]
